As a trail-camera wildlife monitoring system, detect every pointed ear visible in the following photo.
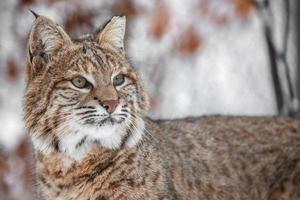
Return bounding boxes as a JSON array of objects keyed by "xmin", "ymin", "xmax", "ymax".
[
  {"xmin": 26, "ymin": 15, "xmax": 72, "ymax": 81},
  {"xmin": 95, "ymin": 16, "xmax": 126, "ymax": 51}
]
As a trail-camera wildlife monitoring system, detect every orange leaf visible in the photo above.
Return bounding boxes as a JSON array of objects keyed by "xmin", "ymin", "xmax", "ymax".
[
  {"xmin": 148, "ymin": 4, "xmax": 170, "ymax": 39},
  {"xmin": 232, "ymin": 0, "xmax": 254, "ymax": 20},
  {"xmin": 5, "ymin": 60, "xmax": 19, "ymax": 81},
  {"xmin": 112, "ymin": 0, "xmax": 137, "ymax": 17},
  {"xmin": 173, "ymin": 26, "xmax": 202, "ymax": 55}
]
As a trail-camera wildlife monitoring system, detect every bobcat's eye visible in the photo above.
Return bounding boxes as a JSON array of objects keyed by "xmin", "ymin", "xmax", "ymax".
[
  {"xmin": 71, "ymin": 76, "xmax": 90, "ymax": 89},
  {"xmin": 113, "ymin": 74, "xmax": 125, "ymax": 86}
]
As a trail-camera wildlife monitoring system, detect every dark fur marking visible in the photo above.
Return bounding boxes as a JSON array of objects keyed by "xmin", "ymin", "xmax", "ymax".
[
  {"xmin": 75, "ymin": 106, "xmax": 95, "ymax": 110},
  {"xmin": 57, "ymin": 184, "xmax": 64, "ymax": 189},
  {"xmin": 120, "ymin": 128, "xmax": 132, "ymax": 148},
  {"xmin": 38, "ymin": 174, "xmax": 52, "ymax": 188},
  {"xmin": 121, "ymin": 109, "xmax": 129, "ymax": 113},
  {"xmin": 84, "ymin": 54, "xmax": 103, "ymax": 69},
  {"xmin": 81, "ymin": 114, "xmax": 100, "ymax": 120},
  {"xmin": 78, "ymin": 160, "xmax": 115, "ymax": 183},
  {"xmin": 129, "ymin": 113, "xmax": 136, "ymax": 118},
  {"xmin": 84, "ymin": 118, "xmax": 96, "ymax": 125},
  {"xmin": 76, "ymin": 136, "xmax": 88, "ymax": 149},
  {"xmin": 30, "ymin": 108, "xmax": 47, "ymax": 130},
  {"xmin": 58, "ymin": 93, "xmax": 73, "ymax": 99},
  {"xmin": 59, "ymin": 102, "xmax": 78, "ymax": 108},
  {"xmin": 52, "ymin": 136, "xmax": 60, "ymax": 152},
  {"xmin": 38, "ymin": 175, "xmax": 46, "ymax": 184},
  {"xmin": 118, "ymin": 113, "xmax": 128, "ymax": 117},
  {"xmin": 126, "ymin": 178, "xmax": 135, "ymax": 187},
  {"xmin": 152, "ymin": 171, "xmax": 161, "ymax": 183},
  {"xmin": 124, "ymin": 153, "xmax": 136, "ymax": 165},
  {"xmin": 95, "ymin": 196, "xmax": 107, "ymax": 200},
  {"xmin": 42, "ymin": 117, "xmax": 52, "ymax": 136},
  {"xmin": 91, "ymin": 49, "xmax": 106, "ymax": 68},
  {"xmin": 77, "ymin": 110, "xmax": 97, "ymax": 115},
  {"xmin": 109, "ymin": 180, "xmax": 121, "ymax": 189}
]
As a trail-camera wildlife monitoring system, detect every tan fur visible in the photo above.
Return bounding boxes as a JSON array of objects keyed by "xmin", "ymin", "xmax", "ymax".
[{"xmin": 23, "ymin": 15, "xmax": 300, "ymax": 200}]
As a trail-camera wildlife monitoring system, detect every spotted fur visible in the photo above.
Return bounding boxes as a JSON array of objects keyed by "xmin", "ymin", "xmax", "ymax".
[{"xmin": 23, "ymin": 15, "xmax": 300, "ymax": 200}]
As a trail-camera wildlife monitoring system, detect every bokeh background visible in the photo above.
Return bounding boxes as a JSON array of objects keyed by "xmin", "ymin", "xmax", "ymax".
[{"xmin": 0, "ymin": 0, "xmax": 299, "ymax": 199}]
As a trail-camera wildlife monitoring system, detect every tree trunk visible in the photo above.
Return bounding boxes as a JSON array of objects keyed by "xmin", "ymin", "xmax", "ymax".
[{"xmin": 296, "ymin": 0, "xmax": 300, "ymax": 116}]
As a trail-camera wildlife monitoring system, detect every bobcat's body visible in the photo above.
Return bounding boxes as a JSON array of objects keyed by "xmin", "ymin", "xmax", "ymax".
[
  {"xmin": 36, "ymin": 117, "xmax": 300, "ymax": 200},
  {"xmin": 23, "ymin": 14, "xmax": 300, "ymax": 200}
]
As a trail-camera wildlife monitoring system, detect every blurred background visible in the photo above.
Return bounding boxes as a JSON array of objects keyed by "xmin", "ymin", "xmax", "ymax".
[{"xmin": 0, "ymin": 0, "xmax": 299, "ymax": 199}]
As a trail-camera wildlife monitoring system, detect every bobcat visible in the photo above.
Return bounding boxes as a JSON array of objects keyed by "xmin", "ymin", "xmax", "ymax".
[{"xmin": 23, "ymin": 13, "xmax": 300, "ymax": 200}]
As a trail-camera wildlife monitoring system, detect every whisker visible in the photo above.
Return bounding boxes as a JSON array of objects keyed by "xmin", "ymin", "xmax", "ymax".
[
  {"xmin": 124, "ymin": 118, "xmax": 149, "ymax": 159},
  {"xmin": 133, "ymin": 115, "xmax": 156, "ymax": 143},
  {"xmin": 144, "ymin": 127, "xmax": 158, "ymax": 143},
  {"xmin": 40, "ymin": 113, "xmax": 71, "ymax": 121}
]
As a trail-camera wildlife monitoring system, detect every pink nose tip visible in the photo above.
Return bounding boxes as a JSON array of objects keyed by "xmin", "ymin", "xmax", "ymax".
[{"xmin": 101, "ymin": 100, "xmax": 119, "ymax": 113}]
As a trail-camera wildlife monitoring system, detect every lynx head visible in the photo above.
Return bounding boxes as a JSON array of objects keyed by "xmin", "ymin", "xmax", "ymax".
[{"xmin": 23, "ymin": 14, "xmax": 149, "ymax": 160}]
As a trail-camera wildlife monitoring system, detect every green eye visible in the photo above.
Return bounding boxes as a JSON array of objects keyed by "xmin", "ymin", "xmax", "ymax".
[
  {"xmin": 71, "ymin": 76, "xmax": 89, "ymax": 88},
  {"xmin": 113, "ymin": 74, "xmax": 125, "ymax": 86}
]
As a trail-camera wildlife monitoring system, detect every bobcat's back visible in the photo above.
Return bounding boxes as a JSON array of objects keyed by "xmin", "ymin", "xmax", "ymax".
[{"xmin": 152, "ymin": 116, "xmax": 300, "ymax": 200}]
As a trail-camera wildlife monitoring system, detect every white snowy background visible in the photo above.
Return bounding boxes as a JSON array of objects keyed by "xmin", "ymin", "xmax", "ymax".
[{"xmin": 0, "ymin": 0, "xmax": 297, "ymax": 199}]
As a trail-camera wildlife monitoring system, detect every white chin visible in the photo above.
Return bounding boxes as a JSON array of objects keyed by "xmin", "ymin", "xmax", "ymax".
[
  {"xmin": 81, "ymin": 122, "xmax": 122, "ymax": 140},
  {"xmin": 43, "ymin": 117, "xmax": 145, "ymax": 161}
]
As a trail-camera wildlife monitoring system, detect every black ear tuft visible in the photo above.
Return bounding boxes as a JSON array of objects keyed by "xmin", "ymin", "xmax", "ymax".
[{"xmin": 29, "ymin": 9, "xmax": 39, "ymax": 19}]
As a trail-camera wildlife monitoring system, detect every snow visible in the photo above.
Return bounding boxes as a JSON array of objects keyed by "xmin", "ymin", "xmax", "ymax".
[{"xmin": 128, "ymin": 1, "xmax": 277, "ymax": 118}]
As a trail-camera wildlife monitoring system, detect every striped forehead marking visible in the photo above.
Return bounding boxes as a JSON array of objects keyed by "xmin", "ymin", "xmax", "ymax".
[
  {"xmin": 91, "ymin": 45, "xmax": 123, "ymax": 70},
  {"xmin": 89, "ymin": 47, "xmax": 107, "ymax": 69},
  {"xmin": 68, "ymin": 44, "xmax": 124, "ymax": 80}
]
